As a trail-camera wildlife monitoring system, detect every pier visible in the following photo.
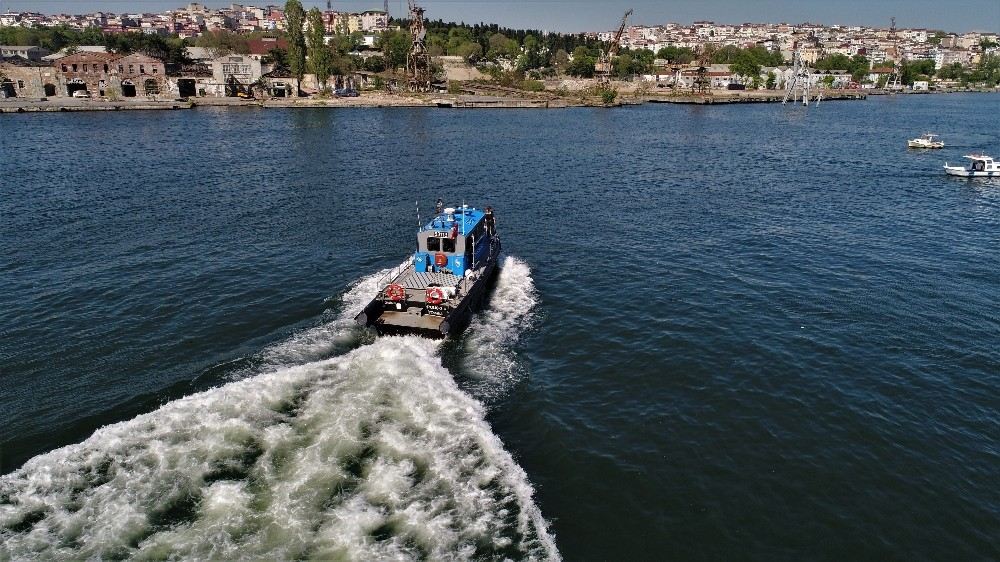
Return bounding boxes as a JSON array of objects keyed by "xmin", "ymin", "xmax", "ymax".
[{"xmin": 643, "ymin": 90, "xmax": 867, "ymax": 104}]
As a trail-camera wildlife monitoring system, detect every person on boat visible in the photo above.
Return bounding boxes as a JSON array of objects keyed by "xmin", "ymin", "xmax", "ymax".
[
  {"xmin": 435, "ymin": 198, "xmax": 444, "ymax": 214},
  {"xmin": 450, "ymin": 221, "xmax": 459, "ymax": 239},
  {"xmin": 484, "ymin": 207, "xmax": 496, "ymax": 236}
]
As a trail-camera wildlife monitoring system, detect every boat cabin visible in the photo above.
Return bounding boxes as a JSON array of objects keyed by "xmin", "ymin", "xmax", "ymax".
[
  {"xmin": 414, "ymin": 206, "xmax": 493, "ymax": 277},
  {"xmin": 965, "ymin": 154, "xmax": 998, "ymax": 172}
]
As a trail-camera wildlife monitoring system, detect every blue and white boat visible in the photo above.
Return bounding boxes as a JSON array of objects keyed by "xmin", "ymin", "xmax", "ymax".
[
  {"xmin": 944, "ymin": 154, "xmax": 1000, "ymax": 177},
  {"xmin": 356, "ymin": 205, "xmax": 501, "ymax": 338}
]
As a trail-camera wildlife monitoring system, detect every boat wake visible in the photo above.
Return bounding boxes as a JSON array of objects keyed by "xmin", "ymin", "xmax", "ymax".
[
  {"xmin": 456, "ymin": 256, "xmax": 540, "ymax": 403},
  {"xmin": 0, "ymin": 259, "xmax": 557, "ymax": 560}
]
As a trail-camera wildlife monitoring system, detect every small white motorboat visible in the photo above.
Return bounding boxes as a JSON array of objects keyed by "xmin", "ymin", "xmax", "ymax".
[
  {"xmin": 908, "ymin": 133, "xmax": 944, "ymax": 149},
  {"xmin": 944, "ymin": 154, "xmax": 1000, "ymax": 177}
]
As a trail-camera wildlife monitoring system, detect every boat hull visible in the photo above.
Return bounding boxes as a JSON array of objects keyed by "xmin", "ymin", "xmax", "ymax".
[
  {"xmin": 908, "ymin": 141, "xmax": 944, "ymax": 149},
  {"xmin": 944, "ymin": 168, "xmax": 1000, "ymax": 177}
]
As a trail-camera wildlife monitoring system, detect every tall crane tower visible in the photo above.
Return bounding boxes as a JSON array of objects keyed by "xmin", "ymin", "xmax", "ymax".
[
  {"xmin": 692, "ymin": 44, "xmax": 713, "ymax": 94},
  {"xmin": 886, "ymin": 17, "xmax": 903, "ymax": 91},
  {"xmin": 782, "ymin": 47, "xmax": 812, "ymax": 105},
  {"xmin": 406, "ymin": 0, "xmax": 430, "ymax": 91},
  {"xmin": 595, "ymin": 9, "xmax": 632, "ymax": 82}
]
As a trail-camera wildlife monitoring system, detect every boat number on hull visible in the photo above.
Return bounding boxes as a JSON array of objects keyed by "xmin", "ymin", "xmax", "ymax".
[{"xmin": 425, "ymin": 304, "xmax": 449, "ymax": 316}]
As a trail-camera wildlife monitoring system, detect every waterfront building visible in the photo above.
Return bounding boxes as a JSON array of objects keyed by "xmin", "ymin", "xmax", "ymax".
[
  {"xmin": 114, "ymin": 52, "xmax": 166, "ymax": 96},
  {"xmin": 0, "ymin": 56, "xmax": 62, "ymax": 98},
  {"xmin": 211, "ymin": 54, "xmax": 262, "ymax": 96},
  {"xmin": 56, "ymin": 51, "xmax": 118, "ymax": 96}
]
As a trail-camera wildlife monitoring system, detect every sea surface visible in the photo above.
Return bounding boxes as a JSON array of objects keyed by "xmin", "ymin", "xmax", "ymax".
[{"xmin": 1, "ymin": 93, "xmax": 999, "ymax": 560}]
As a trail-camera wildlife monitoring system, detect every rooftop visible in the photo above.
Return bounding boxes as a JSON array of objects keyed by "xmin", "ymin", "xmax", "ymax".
[{"xmin": 421, "ymin": 206, "xmax": 487, "ymax": 235}]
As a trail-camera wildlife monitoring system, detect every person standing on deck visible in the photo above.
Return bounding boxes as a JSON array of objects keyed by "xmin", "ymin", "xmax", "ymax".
[
  {"xmin": 435, "ymin": 198, "xmax": 444, "ymax": 214},
  {"xmin": 484, "ymin": 207, "xmax": 496, "ymax": 236}
]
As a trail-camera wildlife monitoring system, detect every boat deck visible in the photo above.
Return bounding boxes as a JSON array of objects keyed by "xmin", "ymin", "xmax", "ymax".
[{"xmin": 394, "ymin": 266, "xmax": 462, "ymax": 289}]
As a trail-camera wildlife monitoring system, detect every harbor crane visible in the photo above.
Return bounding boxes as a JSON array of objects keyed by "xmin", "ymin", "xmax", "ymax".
[
  {"xmin": 692, "ymin": 44, "xmax": 713, "ymax": 94},
  {"xmin": 405, "ymin": 0, "xmax": 431, "ymax": 91},
  {"xmin": 886, "ymin": 17, "xmax": 903, "ymax": 92},
  {"xmin": 782, "ymin": 47, "xmax": 812, "ymax": 105},
  {"xmin": 595, "ymin": 9, "xmax": 632, "ymax": 82}
]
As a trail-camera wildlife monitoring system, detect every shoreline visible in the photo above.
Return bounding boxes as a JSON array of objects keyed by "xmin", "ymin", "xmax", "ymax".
[{"xmin": 1, "ymin": 88, "xmax": 995, "ymax": 114}]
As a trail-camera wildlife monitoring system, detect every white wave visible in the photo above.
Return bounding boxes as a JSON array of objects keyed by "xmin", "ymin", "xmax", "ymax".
[
  {"xmin": 245, "ymin": 262, "xmax": 403, "ymax": 374},
  {"xmin": 0, "ymin": 337, "xmax": 558, "ymax": 560},
  {"xmin": 460, "ymin": 256, "xmax": 540, "ymax": 402}
]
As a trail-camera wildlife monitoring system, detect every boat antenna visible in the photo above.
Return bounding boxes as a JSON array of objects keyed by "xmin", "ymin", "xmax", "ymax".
[
  {"xmin": 416, "ymin": 200, "xmax": 420, "ymax": 231},
  {"xmin": 461, "ymin": 199, "xmax": 466, "ymax": 236}
]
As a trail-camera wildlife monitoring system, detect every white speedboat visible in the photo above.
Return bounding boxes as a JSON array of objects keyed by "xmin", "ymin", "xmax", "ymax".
[
  {"xmin": 944, "ymin": 154, "xmax": 1000, "ymax": 177},
  {"xmin": 908, "ymin": 133, "xmax": 944, "ymax": 149}
]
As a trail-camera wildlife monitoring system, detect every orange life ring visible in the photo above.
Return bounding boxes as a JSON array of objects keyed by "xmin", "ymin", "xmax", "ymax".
[
  {"xmin": 385, "ymin": 283, "xmax": 406, "ymax": 302},
  {"xmin": 426, "ymin": 287, "xmax": 444, "ymax": 305},
  {"xmin": 434, "ymin": 253, "xmax": 448, "ymax": 267}
]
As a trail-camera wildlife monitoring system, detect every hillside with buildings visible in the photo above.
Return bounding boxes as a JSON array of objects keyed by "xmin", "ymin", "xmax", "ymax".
[{"xmin": 1, "ymin": 2, "xmax": 997, "ymax": 103}]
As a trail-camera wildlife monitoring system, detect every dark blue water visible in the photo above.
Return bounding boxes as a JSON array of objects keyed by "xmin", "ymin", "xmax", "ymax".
[{"xmin": 2, "ymin": 94, "xmax": 999, "ymax": 559}]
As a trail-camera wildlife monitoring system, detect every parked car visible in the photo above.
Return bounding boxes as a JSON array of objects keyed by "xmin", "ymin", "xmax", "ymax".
[
  {"xmin": 72, "ymin": 90, "xmax": 91, "ymax": 98},
  {"xmin": 334, "ymin": 88, "xmax": 359, "ymax": 97}
]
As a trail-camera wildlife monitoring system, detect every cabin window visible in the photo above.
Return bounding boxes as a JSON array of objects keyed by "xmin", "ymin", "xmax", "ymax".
[
  {"xmin": 103, "ymin": 64, "xmax": 108, "ymax": 72},
  {"xmin": 72, "ymin": 64, "xmax": 78, "ymax": 72},
  {"xmin": 427, "ymin": 238, "xmax": 440, "ymax": 252},
  {"xmin": 442, "ymin": 238, "xmax": 456, "ymax": 253}
]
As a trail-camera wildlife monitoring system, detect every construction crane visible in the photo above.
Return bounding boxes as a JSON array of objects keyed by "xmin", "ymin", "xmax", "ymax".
[
  {"xmin": 886, "ymin": 17, "xmax": 903, "ymax": 92},
  {"xmin": 405, "ymin": 0, "xmax": 430, "ymax": 91},
  {"xmin": 692, "ymin": 44, "xmax": 714, "ymax": 94},
  {"xmin": 782, "ymin": 47, "xmax": 811, "ymax": 105},
  {"xmin": 595, "ymin": 9, "xmax": 632, "ymax": 82}
]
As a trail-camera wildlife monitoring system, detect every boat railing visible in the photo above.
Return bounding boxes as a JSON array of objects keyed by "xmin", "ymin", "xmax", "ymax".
[{"xmin": 378, "ymin": 258, "xmax": 412, "ymax": 290}]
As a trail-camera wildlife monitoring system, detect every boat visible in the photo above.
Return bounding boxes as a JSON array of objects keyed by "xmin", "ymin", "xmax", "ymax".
[
  {"xmin": 908, "ymin": 133, "xmax": 944, "ymax": 149},
  {"xmin": 944, "ymin": 154, "xmax": 1000, "ymax": 177},
  {"xmin": 355, "ymin": 204, "xmax": 501, "ymax": 338}
]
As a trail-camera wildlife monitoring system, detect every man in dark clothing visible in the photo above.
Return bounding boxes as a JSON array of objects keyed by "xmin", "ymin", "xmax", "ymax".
[
  {"xmin": 483, "ymin": 207, "xmax": 496, "ymax": 236},
  {"xmin": 435, "ymin": 198, "xmax": 444, "ymax": 214}
]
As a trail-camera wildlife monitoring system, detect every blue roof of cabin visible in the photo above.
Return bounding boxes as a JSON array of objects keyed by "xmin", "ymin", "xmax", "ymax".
[{"xmin": 420, "ymin": 206, "xmax": 485, "ymax": 234}]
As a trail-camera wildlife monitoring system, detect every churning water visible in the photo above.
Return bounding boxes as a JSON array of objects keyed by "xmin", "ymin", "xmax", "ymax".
[
  {"xmin": 0, "ymin": 258, "xmax": 555, "ymax": 560},
  {"xmin": 2, "ymin": 95, "xmax": 999, "ymax": 560}
]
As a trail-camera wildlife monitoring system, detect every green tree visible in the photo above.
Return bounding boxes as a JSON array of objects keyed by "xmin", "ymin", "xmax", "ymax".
[
  {"xmin": 377, "ymin": 29, "xmax": 411, "ymax": 70},
  {"xmin": 656, "ymin": 46, "xmax": 695, "ymax": 64},
  {"xmin": 285, "ymin": 0, "xmax": 306, "ymax": 81},
  {"xmin": 193, "ymin": 30, "xmax": 248, "ymax": 58},
  {"xmin": 306, "ymin": 8, "xmax": 331, "ymax": 88},
  {"xmin": 765, "ymin": 71, "xmax": 776, "ymax": 89},
  {"xmin": 454, "ymin": 41, "xmax": 482, "ymax": 62},
  {"xmin": 487, "ymin": 32, "xmax": 519, "ymax": 61},
  {"xmin": 552, "ymin": 49, "xmax": 570, "ymax": 74},
  {"xmin": 731, "ymin": 58, "xmax": 761, "ymax": 85},
  {"xmin": 263, "ymin": 47, "xmax": 288, "ymax": 67},
  {"xmin": 567, "ymin": 46, "xmax": 596, "ymax": 77}
]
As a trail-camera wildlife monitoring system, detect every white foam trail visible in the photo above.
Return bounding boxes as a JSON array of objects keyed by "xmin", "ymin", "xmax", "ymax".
[
  {"xmin": 460, "ymin": 256, "xmax": 540, "ymax": 402},
  {"xmin": 245, "ymin": 262, "xmax": 403, "ymax": 374},
  {"xmin": 0, "ymin": 337, "xmax": 558, "ymax": 560}
]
